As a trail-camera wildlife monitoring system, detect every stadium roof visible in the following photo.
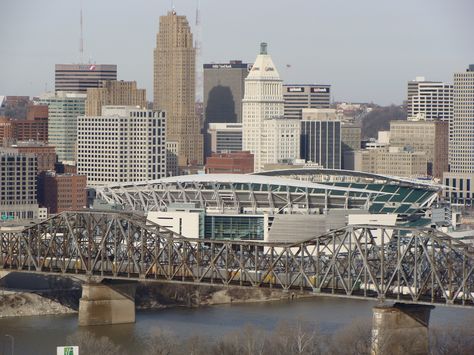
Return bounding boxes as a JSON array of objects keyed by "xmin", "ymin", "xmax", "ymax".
[
  {"xmin": 95, "ymin": 173, "xmax": 437, "ymax": 216},
  {"xmin": 102, "ymin": 173, "xmax": 387, "ymax": 195},
  {"xmin": 254, "ymin": 168, "xmax": 442, "ymax": 190}
]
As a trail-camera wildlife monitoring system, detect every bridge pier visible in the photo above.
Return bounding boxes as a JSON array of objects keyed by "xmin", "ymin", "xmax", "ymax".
[
  {"xmin": 371, "ymin": 303, "xmax": 434, "ymax": 355},
  {"xmin": 0, "ymin": 270, "xmax": 10, "ymax": 280},
  {"xmin": 78, "ymin": 281, "xmax": 136, "ymax": 326}
]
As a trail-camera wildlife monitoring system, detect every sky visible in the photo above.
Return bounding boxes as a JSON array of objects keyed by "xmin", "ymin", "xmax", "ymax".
[{"xmin": 0, "ymin": 0, "xmax": 473, "ymax": 105}]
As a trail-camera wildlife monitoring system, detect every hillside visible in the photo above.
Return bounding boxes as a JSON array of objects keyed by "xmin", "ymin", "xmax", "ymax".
[{"xmin": 361, "ymin": 105, "xmax": 407, "ymax": 139}]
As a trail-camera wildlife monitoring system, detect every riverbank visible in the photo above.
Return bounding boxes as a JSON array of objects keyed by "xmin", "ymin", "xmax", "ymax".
[
  {"xmin": 135, "ymin": 282, "xmax": 314, "ymax": 310},
  {"xmin": 0, "ymin": 281, "xmax": 313, "ymax": 319},
  {"xmin": 0, "ymin": 290, "xmax": 77, "ymax": 318}
]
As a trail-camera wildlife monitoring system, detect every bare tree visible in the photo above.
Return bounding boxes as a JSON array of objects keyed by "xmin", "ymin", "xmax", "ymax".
[
  {"xmin": 430, "ymin": 322, "xmax": 474, "ymax": 355},
  {"xmin": 143, "ymin": 328, "xmax": 179, "ymax": 355},
  {"xmin": 66, "ymin": 331, "xmax": 122, "ymax": 355},
  {"xmin": 327, "ymin": 319, "xmax": 372, "ymax": 355},
  {"xmin": 266, "ymin": 321, "xmax": 323, "ymax": 355}
]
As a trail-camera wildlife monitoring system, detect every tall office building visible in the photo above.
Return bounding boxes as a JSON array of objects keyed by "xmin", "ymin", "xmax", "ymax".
[
  {"xmin": 55, "ymin": 64, "xmax": 117, "ymax": 93},
  {"xmin": 444, "ymin": 65, "xmax": 474, "ymax": 205},
  {"xmin": 36, "ymin": 92, "xmax": 86, "ymax": 163},
  {"xmin": 153, "ymin": 11, "xmax": 203, "ymax": 167},
  {"xmin": 203, "ymin": 61, "xmax": 250, "ymax": 159},
  {"xmin": 0, "ymin": 149, "xmax": 40, "ymax": 221},
  {"xmin": 243, "ymin": 43, "xmax": 295, "ymax": 172},
  {"xmin": 77, "ymin": 106, "xmax": 166, "ymax": 186},
  {"xmin": 204, "ymin": 61, "xmax": 250, "ymax": 124},
  {"xmin": 407, "ymin": 77, "xmax": 453, "ymax": 121},
  {"xmin": 283, "ymin": 84, "xmax": 331, "ymax": 120},
  {"xmin": 85, "ymin": 80, "xmax": 147, "ymax": 116},
  {"xmin": 300, "ymin": 120, "xmax": 341, "ymax": 169}
]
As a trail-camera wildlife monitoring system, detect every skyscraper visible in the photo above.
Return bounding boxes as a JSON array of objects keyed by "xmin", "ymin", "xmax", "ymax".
[
  {"xmin": 449, "ymin": 65, "xmax": 474, "ymax": 174},
  {"xmin": 203, "ymin": 61, "xmax": 250, "ymax": 159},
  {"xmin": 55, "ymin": 64, "xmax": 117, "ymax": 93},
  {"xmin": 203, "ymin": 61, "xmax": 250, "ymax": 124},
  {"xmin": 444, "ymin": 65, "xmax": 474, "ymax": 205},
  {"xmin": 85, "ymin": 80, "xmax": 147, "ymax": 116},
  {"xmin": 243, "ymin": 43, "xmax": 299, "ymax": 172},
  {"xmin": 153, "ymin": 11, "xmax": 203, "ymax": 167}
]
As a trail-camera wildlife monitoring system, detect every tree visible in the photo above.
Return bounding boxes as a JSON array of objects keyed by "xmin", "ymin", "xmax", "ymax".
[{"xmin": 65, "ymin": 331, "xmax": 122, "ymax": 355}]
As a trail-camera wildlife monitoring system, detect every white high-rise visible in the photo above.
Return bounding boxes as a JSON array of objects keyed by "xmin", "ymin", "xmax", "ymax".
[
  {"xmin": 77, "ymin": 106, "xmax": 166, "ymax": 186},
  {"xmin": 407, "ymin": 77, "xmax": 453, "ymax": 121},
  {"xmin": 443, "ymin": 64, "xmax": 474, "ymax": 205},
  {"xmin": 243, "ymin": 43, "xmax": 299, "ymax": 171}
]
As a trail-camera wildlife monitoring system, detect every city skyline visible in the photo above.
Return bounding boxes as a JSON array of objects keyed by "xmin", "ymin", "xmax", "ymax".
[{"xmin": 1, "ymin": 0, "xmax": 472, "ymax": 105}]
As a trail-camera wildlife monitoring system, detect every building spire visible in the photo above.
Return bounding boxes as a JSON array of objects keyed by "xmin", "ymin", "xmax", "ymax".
[
  {"xmin": 260, "ymin": 42, "xmax": 267, "ymax": 55},
  {"xmin": 171, "ymin": 0, "xmax": 176, "ymax": 14}
]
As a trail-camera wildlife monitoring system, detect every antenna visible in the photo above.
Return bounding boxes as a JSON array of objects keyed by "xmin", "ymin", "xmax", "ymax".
[
  {"xmin": 195, "ymin": 0, "xmax": 203, "ymax": 103},
  {"xmin": 79, "ymin": 0, "xmax": 84, "ymax": 63}
]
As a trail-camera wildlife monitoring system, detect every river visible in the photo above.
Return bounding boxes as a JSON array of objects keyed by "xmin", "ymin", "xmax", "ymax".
[{"xmin": 1, "ymin": 296, "xmax": 473, "ymax": 354}]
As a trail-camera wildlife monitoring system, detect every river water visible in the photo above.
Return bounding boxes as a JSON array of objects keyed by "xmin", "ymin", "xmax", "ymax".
[{"xmin": 1, "ymin": 296, "xmax": 473, "ymax": 355}]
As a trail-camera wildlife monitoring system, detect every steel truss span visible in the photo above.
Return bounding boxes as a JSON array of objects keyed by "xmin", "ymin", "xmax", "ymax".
[{"xmin": 1, "ymin": 211, "xmax": 474, "ymax": 307}]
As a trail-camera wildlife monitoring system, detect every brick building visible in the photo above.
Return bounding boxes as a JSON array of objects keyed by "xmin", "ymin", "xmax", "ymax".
[
  {"xmin": 0, "ymin": 116, "xmax": 13, "ymax": 145},
  {"xmin": 11, "ymin": 141, "xmax": 56, "ymax": 173},
  {"xmin": 0, "ymin": 104, "xmax": 49, "ymax": 144},
  {"xmin": 205, "ymin": 151, "xmax": 254, "ymax": 174},
  {"xmin": 38, "ymin": 172, "xmax": 87, "ymax": 214},
  {"xmin": 13, "ymin": 104, "xmax": 49, "ymax": 142}
]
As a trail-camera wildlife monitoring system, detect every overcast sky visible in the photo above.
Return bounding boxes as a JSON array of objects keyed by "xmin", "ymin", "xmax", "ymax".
[{"xmin": 1, "ymin": 0, "xmax": 473, "ymax": 105}]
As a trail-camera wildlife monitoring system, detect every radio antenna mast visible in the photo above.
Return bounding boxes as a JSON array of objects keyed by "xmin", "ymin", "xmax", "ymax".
[
  {"xmin": 79, "ymin": 0, "xmax": 84, "ymax": 63},
  {"xmin": 195, "ymin": 0, "xmax": 203, "ymax": 103}
]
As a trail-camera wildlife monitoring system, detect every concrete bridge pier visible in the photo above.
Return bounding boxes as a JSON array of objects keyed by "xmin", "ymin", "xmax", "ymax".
[
  {"xmin": 371, "ymin": 303, "xmax": 434, "ymax": 355},
  {"xmin": 78, "ymin": 280, "xmax": 137, "ymax": 326}
]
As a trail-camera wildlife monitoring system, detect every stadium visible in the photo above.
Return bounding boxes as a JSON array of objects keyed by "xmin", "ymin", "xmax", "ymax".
[{"xmin": 93, "ymin": 169, "xmax": 442, "ymax": 243}]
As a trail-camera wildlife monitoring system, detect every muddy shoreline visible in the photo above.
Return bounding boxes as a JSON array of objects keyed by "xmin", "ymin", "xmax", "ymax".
[{"xmin": 0, "ymin": 273, "xmax": 315, "ymax": 319}]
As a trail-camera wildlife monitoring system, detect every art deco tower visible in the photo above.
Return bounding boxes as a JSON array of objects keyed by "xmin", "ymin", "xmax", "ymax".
[
  {"xmin": 242, "ymin": 43, "xmax": 286, "ymax": 171},
  {"xmin": 154, "ymin": 11, "xmax": 203, "ymax": 166}
]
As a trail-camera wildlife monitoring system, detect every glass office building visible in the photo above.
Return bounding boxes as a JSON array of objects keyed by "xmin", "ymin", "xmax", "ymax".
[{"xmin": 300, "ymin": 120, "xmax": 341, "ymax": 169}]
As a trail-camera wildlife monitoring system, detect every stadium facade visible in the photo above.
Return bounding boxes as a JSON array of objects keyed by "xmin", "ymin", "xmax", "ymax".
[{"xmin": 94, "ymin": 169, "xmax": 442, "ymax": 243}]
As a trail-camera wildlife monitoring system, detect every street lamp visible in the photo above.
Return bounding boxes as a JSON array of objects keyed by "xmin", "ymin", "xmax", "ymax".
[{"xmin": 4, "ymin": 334, "xmax": 14, "ymax": 355}]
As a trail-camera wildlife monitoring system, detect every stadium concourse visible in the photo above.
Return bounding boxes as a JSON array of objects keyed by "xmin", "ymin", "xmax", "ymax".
[{"xmin": 93, "ymin": 169, "xmax": 443, "ymax": 243}]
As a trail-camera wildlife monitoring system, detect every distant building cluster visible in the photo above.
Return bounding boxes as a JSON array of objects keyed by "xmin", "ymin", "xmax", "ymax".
[{"xmin": 0, "ymin": 7, "xmax": 472, "ymax": 231}]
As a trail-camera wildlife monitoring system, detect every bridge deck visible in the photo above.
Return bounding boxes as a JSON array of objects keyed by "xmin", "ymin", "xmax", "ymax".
[{"xmin": 2, "ymin": 211, "xmax": 474, "ymax": 308}]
